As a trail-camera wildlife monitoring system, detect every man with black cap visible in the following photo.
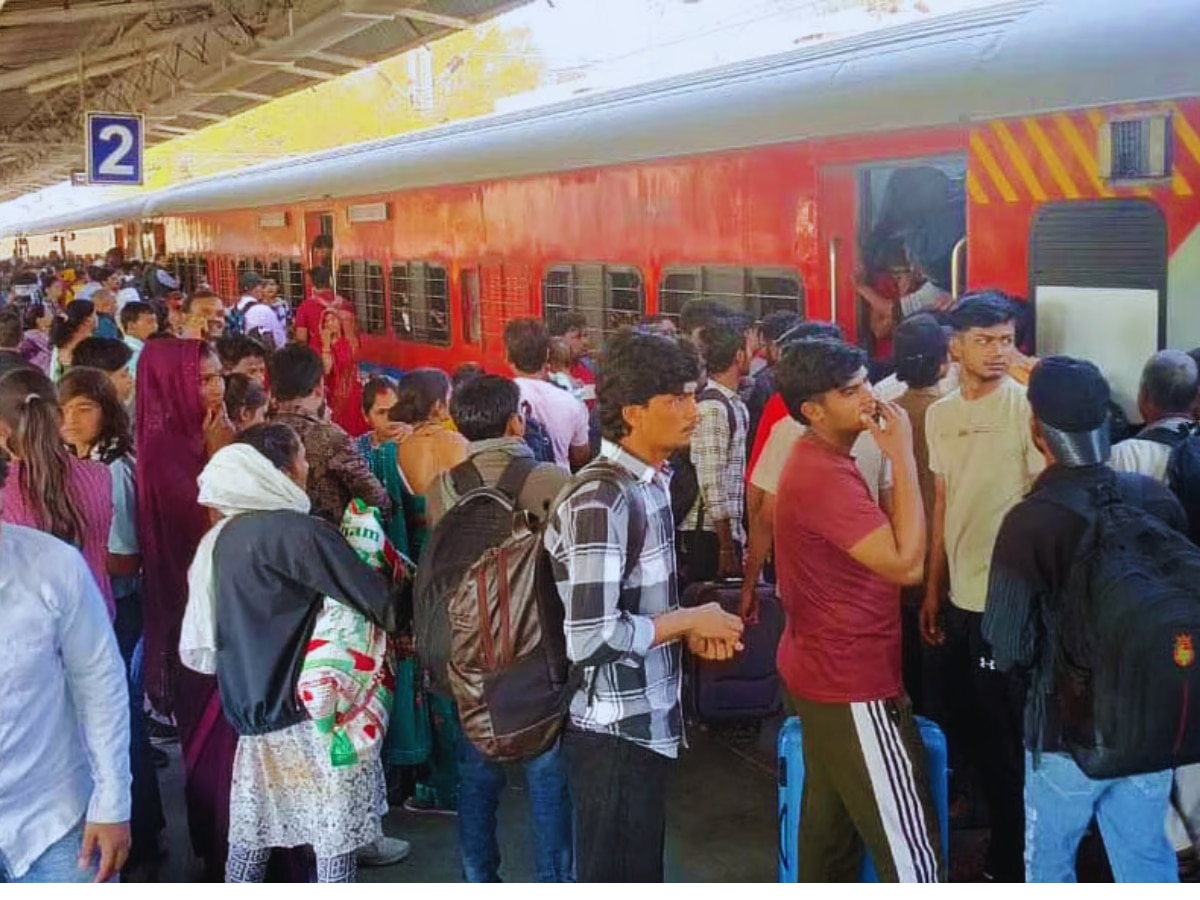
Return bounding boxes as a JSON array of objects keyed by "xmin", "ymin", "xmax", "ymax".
[
  {"xmin": 983, "ymin": 356, "xmax": 1183, "ymax": 882},
  {"xmin": 234, "ymin": 271, "xmax": 285, "ymax": 351}
]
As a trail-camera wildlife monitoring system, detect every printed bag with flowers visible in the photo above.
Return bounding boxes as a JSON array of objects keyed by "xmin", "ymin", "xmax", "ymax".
[{"xmin": 297, "ymin": 498, "xmax": 413, "ymax": 767}]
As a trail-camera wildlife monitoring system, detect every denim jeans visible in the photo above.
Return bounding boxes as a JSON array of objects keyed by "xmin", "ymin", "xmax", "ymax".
[
  {"xmin": 1025, "ymin": 751, "xmax": 1178, "ymax": 882},
  {"xmin": 456, "ymin": 734, "xmax": 573, "ymax": 882},
  {"xmin": 0, "ymin": 820, "xmax": 105, "ymax": 883}
]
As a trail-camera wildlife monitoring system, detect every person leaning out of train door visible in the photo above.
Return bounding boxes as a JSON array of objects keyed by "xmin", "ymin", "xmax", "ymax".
[{"xmin": 772, "ymin": 336, "xmax": 943, "ymax": 883}]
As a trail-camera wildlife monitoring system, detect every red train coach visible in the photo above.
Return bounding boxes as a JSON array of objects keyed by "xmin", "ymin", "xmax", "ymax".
[{"xmin": 9, "ymin": 0, "xmax": 1200, "ymax": 418}]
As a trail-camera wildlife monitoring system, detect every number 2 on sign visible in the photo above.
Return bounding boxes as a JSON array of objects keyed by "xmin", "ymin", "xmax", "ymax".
[{"xmin": 97, "ymin": 124, "xmax": 135, "ymax": 177}]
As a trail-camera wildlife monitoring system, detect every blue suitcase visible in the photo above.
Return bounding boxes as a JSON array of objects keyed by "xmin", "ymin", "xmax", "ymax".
[{"xmin": 777, "ymin": 713, "xmax": 949, "ymax": 882}]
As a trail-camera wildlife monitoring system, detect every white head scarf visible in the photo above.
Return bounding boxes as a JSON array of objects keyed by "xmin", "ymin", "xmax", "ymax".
[{"xmin": 179, "ymin": 443, "xmax": 310, "ymax": 674}]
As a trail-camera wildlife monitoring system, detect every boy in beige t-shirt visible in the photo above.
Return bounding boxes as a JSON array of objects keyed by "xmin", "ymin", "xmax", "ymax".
[{"xmin": 921, "ymin": 293, "xmax": 1043, "ymax": 883}]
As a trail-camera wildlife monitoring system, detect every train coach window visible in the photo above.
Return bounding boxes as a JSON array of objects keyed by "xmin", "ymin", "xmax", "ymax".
[
  {"xmin": 337, "ymin": 260, "xmax": 386, "ymax": 336},
  {"xmin": 390, "ymin": 262, "xmax": 451, "ymax": 346},
  {"xmin": 659, "ymin": 265, "xmax": 804, "ymax": 324},
  {"xmin": 542, "ymin": 263, "xmax": 646, "ymax": 337},
  {"xmin": 280, "ymin": 258, "xmax": 305, "ymax": 304}
]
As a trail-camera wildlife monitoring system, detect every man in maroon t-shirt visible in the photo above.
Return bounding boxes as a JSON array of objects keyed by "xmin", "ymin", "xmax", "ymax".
[{"xmin": 774, "ymin": 337, "xmax": 943, "ymax": 883}]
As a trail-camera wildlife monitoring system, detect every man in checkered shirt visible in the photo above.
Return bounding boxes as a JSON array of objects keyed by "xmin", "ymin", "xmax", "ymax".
[{"xmin": 545, "ymin": 329, "xmax": 745, "ymax": 883}]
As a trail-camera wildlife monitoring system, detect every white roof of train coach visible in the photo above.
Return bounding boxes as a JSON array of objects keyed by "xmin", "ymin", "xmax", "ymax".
[{"xmin": 7, "ymin": 0, "xmax": 1200, "ymax": 240}]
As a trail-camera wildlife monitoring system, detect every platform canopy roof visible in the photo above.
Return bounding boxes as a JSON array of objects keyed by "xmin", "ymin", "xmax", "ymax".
[{"xmin": 0, "ymin": 0, "xmax": 526, "ymax": 202}]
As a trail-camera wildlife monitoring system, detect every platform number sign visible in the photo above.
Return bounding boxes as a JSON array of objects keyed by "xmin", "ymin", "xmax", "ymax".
[{"xmin": 85, "ymin": 112, "xmax": 144, "ymax": 186}]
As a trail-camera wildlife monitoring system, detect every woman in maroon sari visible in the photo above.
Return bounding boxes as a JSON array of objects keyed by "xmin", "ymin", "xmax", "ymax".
[
  {"xmin": 138, "ymin": 339, "xmax": 312, "ymax": 882},
  {"xmin": 137, "ymin": 339, "xmax": 235, "ymax": 879}
]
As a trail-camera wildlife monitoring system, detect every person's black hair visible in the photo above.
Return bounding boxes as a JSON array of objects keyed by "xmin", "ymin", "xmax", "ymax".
[
  {"xmin": 309, "ymin": 265, "xmax": 332, "ymax": 290},
  {"xmin": 391, "ymin": 367, "xmax": 451, "ymax": 424},
  {"xmin": 0, "ymin": 312, "xmax": 20, "ymax": 349},
  {"xmin": 449, "ymin": 373, "xmax": 521, "ymax": 442},
  {"xmin": 224, "ymin": 372, "xmax": 269, "ymax": 424},
  {"xmin": 58, "ymin": 367, "xmax": 133, "ymax": 463},
  {"xmin": 760, "ymin": 310, "xmax": 804, "ymax": 345},
  {"xmin": 775, "ymin": 338, "xmax": 868, "ymax": 425},
  {"xmin": 215, "ymin": 334, "xmax": 267, "ymax": 370},
  {"xmin": 21, "ymin": 302, "xmax": 46, "ymax": 332},
  {"xmin": 549, "ymin": 311, "xmax": 589, "ymax": 337},
  {"xmin": 946, "ymin": 290, "xmax": 1018, "ymax": 333},
  {"xmin": 360, "ymin": 375, "xmax": 397, "ymax": 417},
  {"xmin": 267, "ymin": 343, "xmax": 324, "ymax": 402},
  {"xmin": 119, "ymin": 300, "xmax": 155, "ymax": 332},
  {"xmin": 504, "ymin": 318, "xmax": 550, "ymax": 375},
  {"xmin": 893, "ymin": 314, "xmax": 949, "ymax": 390},
  {"xmin": 237, "ymin": 422, "xmax": 302, "ymax": 473},
  {"xmin": 71, "ymin": 337, "xmax": 132, "ymax": 374},
  {"xmin": 695, "ymin": 321, "xmax": 743, "ymax": 375},
  {"xmin": 1141, "ymin": 349, "xmax": 1199, "ymax": 416},
  {"xmin": 50, "ymin": 300, "xmax": 95, "ymax": 349},
  {"xmin": 86, "ymin": 264, "xmax": 108, "ymax": 283},
  {"xmin": 678, "ymin": 298, "xmax": 733, "ymax": 335},
  {"xmin": 452, "ymin": 362, "xmax": 485, "ymax": 393},
  {"xmin": 792, "ymin": 321, "xmax": 843, "ymax": 342},
  {"xmin": 598, "ymin": 328, "xmax": 701, "ymax": 442}
]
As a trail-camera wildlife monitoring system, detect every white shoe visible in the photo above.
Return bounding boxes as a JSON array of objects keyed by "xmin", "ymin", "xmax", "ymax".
[{"xmin": 357, "ymin": 836, "xmax": 411, "ymax": 867}]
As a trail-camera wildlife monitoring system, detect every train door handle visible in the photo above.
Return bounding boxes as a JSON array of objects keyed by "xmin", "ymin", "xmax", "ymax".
[
  {"xmin": 828, "ymin": 236, "xmax": 841, "ymax": 326},
  {"xmin": 951, "ymin": 237, "xmax": 967, "ymax": 300}
]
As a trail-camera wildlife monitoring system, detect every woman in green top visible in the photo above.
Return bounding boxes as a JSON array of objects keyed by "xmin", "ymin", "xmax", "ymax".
[{"xmin": 354, "ymin": 377, "xmax": 411, "ymax": 557}]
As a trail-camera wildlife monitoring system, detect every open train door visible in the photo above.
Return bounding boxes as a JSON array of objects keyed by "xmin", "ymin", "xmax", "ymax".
[
  {"xmin": 1030, "ymin": 199, "xmax": 1167, "ymax": 423},
  {"xmin": 304, "ymin": 210, "xmax": 335, "ymax": 292},
  {"xmin": 819, "ymin": 156, "xmax": 967, "ymax": 368}
]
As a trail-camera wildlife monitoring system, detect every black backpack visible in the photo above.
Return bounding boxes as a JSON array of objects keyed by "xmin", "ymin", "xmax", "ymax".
[
  {"xmin": 1139, "ymin": 421, "xmax": 1200, "ymax": 545},
  {"xmin": 668, "ymin": 385, "xmax": 737, "ymax": 525},
  {"xmin": 520, "ymin": 399, "xmax": 556, "ymax": 465},
  {"xmin": 1045, "ymin": 478, "xmax": 1200, "ymax": 779}
]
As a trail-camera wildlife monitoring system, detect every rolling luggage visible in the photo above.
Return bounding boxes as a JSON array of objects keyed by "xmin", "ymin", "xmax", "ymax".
[
  {"xmin": 777, "ymin": 714, "xmax": 949, "ymax": 882},
  {"xmin": 680, "ymin": 579, "xmax": 783, "ymax": 723}
]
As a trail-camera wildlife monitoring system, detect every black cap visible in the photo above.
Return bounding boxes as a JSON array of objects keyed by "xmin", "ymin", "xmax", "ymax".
[{"xmin": 1027, "ymin": 355, "xmax": 1112, "ymax": 466}]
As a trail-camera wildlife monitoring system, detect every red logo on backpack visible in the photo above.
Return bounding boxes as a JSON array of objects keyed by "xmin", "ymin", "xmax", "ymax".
[{"xmin": 1175, "ymin": 634, "xmax": 1195, "ymax": 669}]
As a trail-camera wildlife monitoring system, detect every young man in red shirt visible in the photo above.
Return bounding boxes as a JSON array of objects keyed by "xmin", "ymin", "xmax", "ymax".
[{"xmin": 774, "ymin": 337, "xmax": 942, "ymax": 882}]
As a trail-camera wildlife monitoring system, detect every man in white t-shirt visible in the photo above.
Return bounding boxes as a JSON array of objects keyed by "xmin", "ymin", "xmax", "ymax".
[
  {"xmin": 235, "ymin": 272, "xmax": 286, "ymax": 351},
  {"xmin": 921, "ymin": 293, "xmax": 1044, "ymax": 883},
  {"xmin": 504, "ymin": 318, "xmax": 590, "ymax": 472}
]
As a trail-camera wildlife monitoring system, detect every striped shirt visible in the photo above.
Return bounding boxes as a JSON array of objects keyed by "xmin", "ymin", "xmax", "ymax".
[
  {"xmin": 681, "ymin": 379, "xmax": 748, "ymax": 543},
  {"xmin": 545, "ymin": 440, "xmax": 683, "ymax": 758}
]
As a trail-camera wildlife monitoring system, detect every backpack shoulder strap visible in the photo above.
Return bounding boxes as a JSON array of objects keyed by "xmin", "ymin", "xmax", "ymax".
[
  {"xmin": 554, "ymin": 460, "xmax": 648, "ymax": 584},
  {"xmin": 495, "ymin": 454, "xmax": 538, "ymax": 502},
  {"xmin": 1138, "ymin": 422, "xmax": 1193, "ymax": 449},
  {"xmin": 697, "ymin": 385, "xmax": 738, "ymax": 449},
  {"xmin": 449, "ymin": 458, "xmax": 485, "ymax": 497}
]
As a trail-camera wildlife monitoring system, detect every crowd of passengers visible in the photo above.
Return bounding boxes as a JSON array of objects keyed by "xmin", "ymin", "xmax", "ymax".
[{"xmin": 2, "ymin": 246, "xmax": 1200, "ymax": 884}]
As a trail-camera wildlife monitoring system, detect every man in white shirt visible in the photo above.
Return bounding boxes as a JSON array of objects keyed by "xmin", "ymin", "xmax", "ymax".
[
  {"xmin": 235, "ymin": 272, "xmax": 286, "ymax": 351},
  {"xmin": 0, "ymin": 455, "xmax": 131, "ymax": 883},
  {"xmin": 1111, "ymin": 350, "xmax": 1198, "ymax": 483},
  {"xmin": 504, "ymin": 318, "xmax": 590, "ymax": 472}
]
